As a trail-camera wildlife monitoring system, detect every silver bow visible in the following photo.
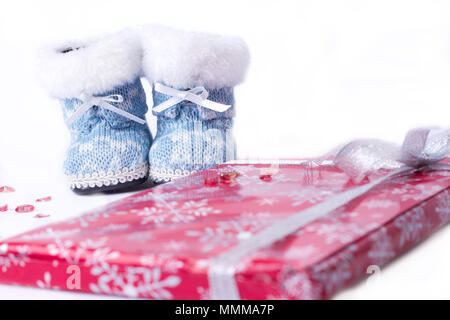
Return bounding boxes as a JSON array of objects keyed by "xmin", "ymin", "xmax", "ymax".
[
  {"xmin": 209, "ymin": 127, "xmax": 450, "ymax": 300},
  {"xmin": 333, "ymin": 127, "xmax": 450, "ymax": 183}
]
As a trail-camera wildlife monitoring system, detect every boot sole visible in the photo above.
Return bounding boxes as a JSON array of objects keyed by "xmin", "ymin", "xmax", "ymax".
[
  {"xmin": 149, "ymin": 167, "xmax": 197, "ymax": 183},
  {"xmin": 69, "ymin": 163, "xmax": 150, "ymax": 195},
  {"xmin": 72, "ymin": 176, "xmax": 149, "ymax": 195}
]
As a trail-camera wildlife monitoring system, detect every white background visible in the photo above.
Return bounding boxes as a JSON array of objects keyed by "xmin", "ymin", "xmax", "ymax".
[{"xmin": 0, "ymin": 0, "xmax": 449, "ymax": 299}]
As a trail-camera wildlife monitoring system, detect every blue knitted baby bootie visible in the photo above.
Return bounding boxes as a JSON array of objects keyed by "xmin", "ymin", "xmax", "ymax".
[
  {"xmin": 149, "ymin": 83, "xmax": 236, "ymax": 182},
  {"xmin": 142, "ymin": 25, "xmax": 250, "ymax": 182},
  {"xmin": 38, "ymin": 30, "xmax": 152, "ymax": 193}
]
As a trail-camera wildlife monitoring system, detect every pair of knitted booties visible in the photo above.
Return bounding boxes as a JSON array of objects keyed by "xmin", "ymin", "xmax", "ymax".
[{"xmin": 38, "ymin": 26, "xmax": 250, "ymax": 194}]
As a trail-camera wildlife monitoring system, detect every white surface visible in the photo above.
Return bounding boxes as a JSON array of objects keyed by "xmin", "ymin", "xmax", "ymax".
[{"xmin": 0, "ymin": 0, "xmax": 449, "ymax": 299}]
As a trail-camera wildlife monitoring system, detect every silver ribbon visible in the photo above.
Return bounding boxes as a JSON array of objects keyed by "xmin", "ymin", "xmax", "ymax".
[{"xmin": 209, "ymin": 127, "xmax": 450, "ymax": 299}]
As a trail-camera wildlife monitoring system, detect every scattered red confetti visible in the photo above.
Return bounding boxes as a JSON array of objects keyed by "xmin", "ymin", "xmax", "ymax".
[
  {"xmin": 15, "ymin": 204, "xmax": 35, "ymax": 213},
  {"xmin": 36, "ymin": 196, "xmax": 52, "ymax": 202},
  {"xmin": 0, "ymin": 204, "xmax": 8, "ymax": 212},
  {"xmin": 34, "ymin": 213, "xmax": 51, "ymax": 218},
  {"xmin": 259, "ymin": 174, "xmax": 273, "ymax": 182},
  {"xmin": 0, "ymin": 186, "xmax": 15, "ymax": 193}
]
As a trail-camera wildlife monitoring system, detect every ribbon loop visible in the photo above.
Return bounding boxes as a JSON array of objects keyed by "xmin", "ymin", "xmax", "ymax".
[
  {"xmin": 333, "ymin": 139, "xmax": 403, "ymax": 183},
  {"xmin": 153, "ymin": 83, "xmax": 231, "ymax": 114},
  {"xmin": 66, "ymin": 94, "xmax": 146, "ymax": 126},
  {"xmin": 101, "ymin": 94, "xmax": 124, "ymax": 104},
  {"xmin": 401, "ymin": 128, "xmax": 450, "ymax": 167}
]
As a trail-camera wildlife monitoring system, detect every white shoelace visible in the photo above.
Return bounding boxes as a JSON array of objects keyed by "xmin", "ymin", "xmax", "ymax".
[
  {"xmin": 66, "ymin": 94, "xmax": 146, "ymax": 126},
  {"xmin": 152, "ymin": 83, "xmax": 231, "ymax": 114}
]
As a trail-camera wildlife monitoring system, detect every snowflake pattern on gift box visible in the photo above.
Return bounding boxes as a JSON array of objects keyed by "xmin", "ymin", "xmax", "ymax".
[
  {"xmin": 133, "ymin": 206, "xmax": 170, "ymax": 224},
  {"xmin": 304, "ymin": 208, "xmax": 378, "ymax": 245},
  {"xmin": 36, "ymin": 272, "xmax": 59, "ymax": 289},
  {"xmin": 221, "ymin": 194, "xmax": 248, "ymax": 203},
  {"xmin": 394, "ymin": 206, "xmax": 426, "ymax": 249},
  {"xmin": 89, "ymin": 264, "xmax": 181, "ymax": 299},
  {"xmin": 47, "ymin": 237, "xmax": 86, "ymax": 265},
  {"xmin": 99, "ymin": 223, "xmax": 130, "ymax": 231},
  {"xmin": 162, "ymin": 240, "xmax": 188, "ymax": 252},
  {"xmin": 283, "ymin": 245, "xmax": 316, "ymax": 260},
  {"xmin": 230, "ymin": 165, "xmax": 255, "ymax": 174},
  {"xmin": 367, "ymin": 227, "xmax": 396, "ymax": 266},
  {"xmin": 257, "ymin": 198, "xmax": 279, "ymax": 206},
  {"xmin": 362, "ymin": 199, "xmax": 399, "ymax": 210},
  {"xmin": 160, "ymin": 174, "xmax": 205, "ymax": 192},
  {"xmin": 18, "ymin": 228, "xmax": 81, "ymax": 241},
  {"xmin": 133, "ymin": 197, "xmax": 221, "ymax": 225},
  {"xmin": 284, "ymin": 187, "xmax": 336, "ymax": 207},
  {"xmin": 196, "ymin": 286, "xmax": 211, "ymax": 300},
  {"xmin": 66, "ymin": 203, "xmax": 130, "ymax": 228},
  {"xmin": 47, "ymin": 234, "xmax": 120, "ymax": 266},
  {"xmin": 84, "ymin": 246, "xmax": 121, "ymax": 267},
  {"xmin": 278, "ymin": 266, "xmax": 320, "ymax": 300},
  {"xmin": 135, "ymin": 197, "xmax": 180, "ymax": 224},
  {"xmin": 0, "ymin": 244, "xmax": 29, "ymax": 272},
  {"xmin": 429, "ymin": 170, "xmax": 450, "ymax": 178},
  {"xmin": 305, "ymin": 220, "xmax": 379, "ymax": 245},
  {"xmin": 310, "ymin": 245, "xmax": 358, "ymax": 297},
  {"xmin": 185, "ymin": 212, "xmax": 272, "ymax": 252},
  {"xmin": 131, "ymin": 190, "xmax": 181, "ymax": 204},
  {"xmin": 94, "ymin": 223, "xmax": 130, "ymax": 236},
  {"xmin": 139, "ymin": 254, "xmax": 184, "ymax": 273},
  {"xmin": 126, "ymin": 231, "xmax": 153, "ymax": 243},
  {"xmin": 388, "ymin": 183, "xmax": 443, "ymax": 202},
  {"xmin": 435, "ymin": 190, "xmax": 450, "ymax": 225},
  {"xmin": 181, "ymin": 199, "xmax": 221, "ymax": 217},
  {"xmin": 271, "ymin": 173, "xmax": 301, "ymax": 184}
]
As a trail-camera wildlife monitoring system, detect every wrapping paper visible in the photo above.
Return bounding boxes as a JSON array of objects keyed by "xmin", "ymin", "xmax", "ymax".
[{"xmin": 0, "ymin": 161, "xmax": 449, "ymax": 299}]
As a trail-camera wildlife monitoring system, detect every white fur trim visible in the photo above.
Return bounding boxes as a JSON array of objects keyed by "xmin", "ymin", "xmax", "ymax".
[
  {"xmin": 37, "ymin": 30, "xmax": 142, "ymax": 99},
  {"xmin": 141, "ymin": 25, "xmax": 250, "ymax": 89}
]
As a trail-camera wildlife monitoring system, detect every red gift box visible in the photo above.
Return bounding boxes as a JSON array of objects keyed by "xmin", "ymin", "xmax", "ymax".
[{"xmin": 0, "ymin": 161, "xmax": 449, "ymax": 299}]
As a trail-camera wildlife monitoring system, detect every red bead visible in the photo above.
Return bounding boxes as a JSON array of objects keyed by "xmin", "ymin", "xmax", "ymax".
[
  {"xmin": 204, "ymin": 176, "xmax": 219, "ymax": 187},
  {"xmin": 0, "ymin": 204, "xmax": 7, "ymax": 212},
  {"xmin": 204, "ymin": 170, "xmax": 219, "ymax": 187},
  {"xmin": 259, "ymin": 174, "xmax": 273, "ymax": 182},
  {"xmin": 15, "ymin": 205, "xmax": 35, "ymax": 213},
  {"xmin": 0, "ymin": 186, "xmax": 15, "ymax": 193},
  {"xmin": 220, "ymin": 171, "xmax": 239, "ymax": 184},
  {"xmin": 36, "ymin": 196, "xmax": 52, "ymax": 202},
  {"xmin": 34, "ymin": 213, "xmax": 51, "ymax": 218}
]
